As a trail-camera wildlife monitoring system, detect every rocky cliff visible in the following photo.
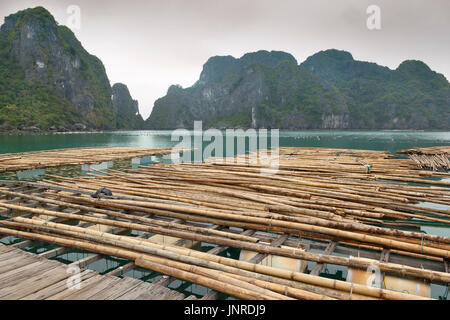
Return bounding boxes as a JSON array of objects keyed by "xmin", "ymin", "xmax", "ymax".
[
  {"xmin": 146, "ymin": 49, "xmax": 450, "ymax": 130},
  {"xmin": 302, "ymin": 49, "xmax": 450, "ymax": 129},
  {"xmin": 146, "ymin": 50, "xmax": 348, "ymax": 129},
  {"xmin": 0, "ymin": 7, "xmax": 143, "ymax": 130},
  {"xmin": 112, "ymin": 83, "xmax": 144, "ymax": 129}
]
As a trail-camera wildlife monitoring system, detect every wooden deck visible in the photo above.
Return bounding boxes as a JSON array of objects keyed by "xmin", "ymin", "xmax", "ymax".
[{"xmin": 0, "ymin": 243, "xmax": 186, "ymax": 300}]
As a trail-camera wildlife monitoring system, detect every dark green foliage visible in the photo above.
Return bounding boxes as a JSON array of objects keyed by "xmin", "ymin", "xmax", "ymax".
[
  {"xmin": 0, "ymin": 25, "xmax": 80, "ymax": 128},
  {"xmin": 302, "ymin": 49, "xmax": 450, "ymax": 129},
  {"xmin": 0, "ymin": 7, "xmax": 140, "ymax": 130},
  {"xmin": 147, "ymin": 48, "xmax": 449, "ymax": 129}
]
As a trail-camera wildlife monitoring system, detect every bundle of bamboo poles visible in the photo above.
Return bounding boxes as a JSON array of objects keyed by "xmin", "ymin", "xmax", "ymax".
[
  {"xmin": 0, "ymin": 146, "xmax": 188, "ymax": 173},
  {"xmin": 398, "ymin": 146, "xmax": 450, "ymax": 171},
  {"xmin": 208, "ymin": 147, "xmax": 450, "ymax": 179}
]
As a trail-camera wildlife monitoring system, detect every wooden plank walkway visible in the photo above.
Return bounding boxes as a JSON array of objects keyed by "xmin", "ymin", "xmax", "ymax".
[{"xmin": 0, "ymin": 243, "xmax": 185, "ymax": 300}]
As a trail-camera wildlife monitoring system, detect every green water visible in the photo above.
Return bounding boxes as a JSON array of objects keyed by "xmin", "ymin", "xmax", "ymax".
[
  {"xmin": 0, "ymin": 130, "xmax": 449, "ymax": 299},
  {"xmin": 1, "ymin": 130, "xmax": 449, "ymax": 154}
]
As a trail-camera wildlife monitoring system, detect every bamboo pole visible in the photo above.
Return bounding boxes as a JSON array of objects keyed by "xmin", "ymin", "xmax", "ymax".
[
  {"xmin": 0, "ymin": 225, "xmax": 431, "ymax": 300},
  {"xmin": 4, "ymin": 216, "xmax": 450, "ymax": 286},
  {"xmin": 47, "ymin": 195, "xmax": 450, "ymax": 259}
]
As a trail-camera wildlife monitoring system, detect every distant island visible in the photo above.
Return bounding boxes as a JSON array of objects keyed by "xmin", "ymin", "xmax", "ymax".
[
  {"xmin": 146, "ymin": 50, "xmax": 450, "ymax": 130},
  {"xmin": 0, "ymin": 7, "xmax": 449, "ymax": 131}
]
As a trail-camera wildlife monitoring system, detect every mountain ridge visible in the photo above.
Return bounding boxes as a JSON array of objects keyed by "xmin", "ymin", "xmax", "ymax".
[{"xmin": 146, "ymin": 48, "xmax": 450, "ymax": 130}]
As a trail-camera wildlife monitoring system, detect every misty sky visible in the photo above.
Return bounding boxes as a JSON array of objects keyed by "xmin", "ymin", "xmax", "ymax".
[{"xmin": 1, "ymin": 0, "xmax": 449, "ymax": 119}]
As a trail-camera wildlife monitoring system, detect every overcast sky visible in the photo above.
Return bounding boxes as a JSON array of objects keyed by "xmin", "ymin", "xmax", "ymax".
[{"xmin": 1, "ymin": 0, "xmax": 449, "ymax": 118}]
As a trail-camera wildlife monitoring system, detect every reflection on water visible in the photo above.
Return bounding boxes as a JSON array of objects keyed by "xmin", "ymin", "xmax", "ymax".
[
  {"xmin": 16, "ymin": 169, "xmax": 46, "ymax": 180},
  {"xmin": 131, "ymin": 156, "xmax": 152, "ymax": 169},
  {"xmin": 81, "ymin": 161, "xmax": 114, "ymax": 175}
]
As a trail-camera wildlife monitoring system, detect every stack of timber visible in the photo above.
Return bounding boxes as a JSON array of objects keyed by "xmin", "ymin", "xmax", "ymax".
[
  {"xmin": 0, "ymin": 147, "xmax": 449, "ymax": 300},
  {"xmin": 0, "ymin": 147, "xmax": 186, "ymax": 173},
  {"xmin": 397, "ymin": 146, "xmax": 450, "ymax": 171}
]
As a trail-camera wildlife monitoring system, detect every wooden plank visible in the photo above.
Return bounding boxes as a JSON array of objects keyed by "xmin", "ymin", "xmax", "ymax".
[
  {"xmin": 105, "ymin": 277, "xmax": 144, "ymax": 300},
  {"xmin": 115, "ymin": 282, "xmax": 158, "ymax": 300},
  {"xmin": 87, "ymin": 277, "xmax": 142, "ymax": 300},
  {"xmin": 0, "ymin": 256, "xmax": 48, "ymax": 277},
  {"xmin": 68, "ymin": 253, "xmax": 103, "ymax": 269},
  {"xmin": 11, "ymin": 240, "xmax": 34, "ymax": 249},
  {"xmin": 0, "ymin": 264, "xmax": 70, "ymax": 299},
  {"xmin": 21, "ymin": 269, "xmax": 98, "ymax": 300},
  {"xmin": 0, "ymin": 252, "xmax": 38, "ymax": 270},
  {"xmin": 310, "ymin": 241, "xmax": 338, "ymax": 276},
  {"xmin": 247, "ymin": 234, "xmax": 289, "ymax": 264},
  {"xmin": 45, "ymin": 274, "xmax": 106, "ymax": 300},
  {"xmin": 0, "ymin": 261, "xmax": 52, "ymax": 287},
  {"xmin": 65, "ymin": 276, "xmax": 123, "ymax": 300},
  {"xmin": 39, "ymin": 246, "xmax": 71, "ymax": 259},
  {"xmin": 0, "ymin": 249, "xmax": 32, "ymax": 263},
  {"xmin": 0, "ymin": 244, "xmax": 15, "ymax": 254},
  {"xmin": 132, "ymin": 282, "xmax": 184, "ymax": 300},
  {"xmin": 161, "ymin": 289, "xmax": 185, "ymax": 300},
  {"xmin": 105, "ymin": 262, "xmax": 135, "ymax": 277},
  {"xmin": 135, "ymin": 286, "xmax": 167, "ymax": 300}
]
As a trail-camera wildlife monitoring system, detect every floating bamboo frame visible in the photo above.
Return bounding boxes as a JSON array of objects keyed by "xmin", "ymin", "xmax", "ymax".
[{"xmin": 0, "ymin": 146, "xmax": 448, "ymax": 300}]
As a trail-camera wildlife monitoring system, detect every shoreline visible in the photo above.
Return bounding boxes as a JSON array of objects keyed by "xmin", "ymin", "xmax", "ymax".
[{"xmin": 1, "ymin": 128, "xmax": 450, "ymax": 134}]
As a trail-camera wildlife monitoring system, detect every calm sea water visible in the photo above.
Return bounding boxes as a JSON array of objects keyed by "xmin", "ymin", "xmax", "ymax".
[
  {"xmin": 0, "ymin": 130, "xmax": 449, "ymax": 154},
  {"xmin": 0, "ymin": 130, "xmax": 449, "ymax": 299}
]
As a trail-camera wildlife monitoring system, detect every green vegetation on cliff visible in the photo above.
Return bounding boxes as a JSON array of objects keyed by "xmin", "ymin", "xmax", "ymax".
[
  {"xmin": 0, "ymin": 7, "xmax": 143, "ymax": 130},
  {"xmin": 301, "ymin": 49, "xmax": 450, "ymax": 129},
  {"xmin": 146, "ymin": 49, "xmax": 450, "ymax": 130}
]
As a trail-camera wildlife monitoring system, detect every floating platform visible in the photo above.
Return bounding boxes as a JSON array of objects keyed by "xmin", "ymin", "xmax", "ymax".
[{"xmin": 0, "ymin": 146, "xmax": 449, "ymax": 300}]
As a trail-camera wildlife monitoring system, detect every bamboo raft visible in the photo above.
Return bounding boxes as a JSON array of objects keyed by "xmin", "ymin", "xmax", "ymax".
[
  {"xmin": 397, "ymin": 146, "xmax": 450, "ymax": 171},
  {"xmin": 0, "ymin": 147, "xmax": 186, "ymax": 173},
  {"xmin": 0, "ymin": 243, "xmax": 186, "ymax": 300},
  {"xmin": 0, "ymin": 147, "xmax": 449, "ymax": 300}
]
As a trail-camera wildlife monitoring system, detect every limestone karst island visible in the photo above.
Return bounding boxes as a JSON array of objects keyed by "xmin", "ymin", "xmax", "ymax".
[{"xmin": 0, "ymin": 2, "xmax": 449, "ymax": 307}]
